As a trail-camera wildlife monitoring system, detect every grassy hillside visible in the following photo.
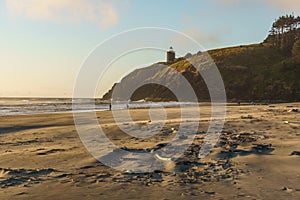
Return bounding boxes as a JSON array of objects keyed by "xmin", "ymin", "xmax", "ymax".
[{"xmin": 102, "ymin": 43, "xmax": 300, "ymax": 102}]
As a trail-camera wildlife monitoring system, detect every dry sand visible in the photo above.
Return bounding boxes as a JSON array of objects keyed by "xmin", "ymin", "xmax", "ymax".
[{"xmin": 0, "ymin": 103, "xmax": 299, "ymax": 199}]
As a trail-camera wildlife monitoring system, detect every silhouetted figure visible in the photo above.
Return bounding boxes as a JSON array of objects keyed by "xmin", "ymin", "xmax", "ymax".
[{"xmin": 109, "ymin": 103, "xmax": 112, "ymax": 111}]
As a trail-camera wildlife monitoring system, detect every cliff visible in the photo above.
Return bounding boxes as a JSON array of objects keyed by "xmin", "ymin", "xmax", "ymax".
[{"xmin": 102, "ymin": 43, "xmax": 300, "ymax": 102}]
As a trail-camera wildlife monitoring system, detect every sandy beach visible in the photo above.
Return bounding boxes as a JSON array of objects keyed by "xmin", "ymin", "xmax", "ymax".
[{"xmin": 0, "ymin": 103, "xmax": 299, "ymax": 199}]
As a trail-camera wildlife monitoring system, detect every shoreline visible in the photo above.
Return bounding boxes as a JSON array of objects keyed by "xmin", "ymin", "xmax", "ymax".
[
  {"xmin": 0, "ymin": 103, "xmax": 299, "ymax": 199},
  {"xmin": 0, "ymin": 101, "xmax": 299, "ymax": 117}
]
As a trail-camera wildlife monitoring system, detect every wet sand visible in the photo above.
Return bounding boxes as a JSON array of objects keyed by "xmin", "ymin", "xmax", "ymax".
[{"xmin": 0, "ymin": 103, "xmax": 299, "ymax": 199}]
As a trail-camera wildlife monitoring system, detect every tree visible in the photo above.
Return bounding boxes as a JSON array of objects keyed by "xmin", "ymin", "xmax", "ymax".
[
  {"xmin": 292, "ymin": 39, "xmax": 300, "ymax": 61},
  {"xmin": 265, "ymin": 14, "xmax": 300, "ymax": 53}
]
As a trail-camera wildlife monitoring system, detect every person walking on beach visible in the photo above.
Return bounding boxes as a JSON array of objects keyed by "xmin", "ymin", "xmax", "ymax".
[{"xmin": 109, "ymin": 103, "xmax": 112, "ymax": 111}]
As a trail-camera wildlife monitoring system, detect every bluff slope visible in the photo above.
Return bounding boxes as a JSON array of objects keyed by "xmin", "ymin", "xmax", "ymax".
[{"xmin": 102, "ymin": 43, "xmax": 300, "ymax": 102}]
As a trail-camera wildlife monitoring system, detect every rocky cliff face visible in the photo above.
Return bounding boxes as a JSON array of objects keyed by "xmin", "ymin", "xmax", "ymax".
[{"xmin": 102, "ymin": 44, "xmax": 300, "ymax": 102}]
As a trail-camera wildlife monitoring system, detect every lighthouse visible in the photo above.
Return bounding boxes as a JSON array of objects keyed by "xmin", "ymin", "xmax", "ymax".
[{"xmin": 166, "ymin": 47, "xmax": 175, "ymax": 63}]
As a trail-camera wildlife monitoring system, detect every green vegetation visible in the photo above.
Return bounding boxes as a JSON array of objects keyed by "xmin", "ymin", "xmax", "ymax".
[
  {"xmin": 265, "ymin": 14, "xmax": 300, "ymax": 54},
  {"xmin": 209, "ymin": 44, "xmax": 300, "ymax": 101},
  {"xmin": 292, "ymin": 40, "xmax": 300, "ymax": 62},
  {"xmin": 103, "ymin": 15, "xmax": 300, "ymax": 102}
]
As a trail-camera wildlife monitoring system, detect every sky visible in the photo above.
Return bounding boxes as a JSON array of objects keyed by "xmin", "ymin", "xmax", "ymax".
[{"xmin": 1, "ymin": 0, "xmax": 300, "ymax": 98}]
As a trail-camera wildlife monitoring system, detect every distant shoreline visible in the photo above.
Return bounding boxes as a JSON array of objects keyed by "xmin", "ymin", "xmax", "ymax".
[{"xmin": 0, "ymin": 100, "xmax": 298, "ymax": 117}]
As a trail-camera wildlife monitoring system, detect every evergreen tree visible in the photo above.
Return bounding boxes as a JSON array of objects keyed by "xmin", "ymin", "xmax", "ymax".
[
  {"xmin": 265, "ymin": 14, "xmax": 300, "ymax": 54},
  {"xmin": 292, "ymin": 40, "xmax": 300, "ymax": 61}
]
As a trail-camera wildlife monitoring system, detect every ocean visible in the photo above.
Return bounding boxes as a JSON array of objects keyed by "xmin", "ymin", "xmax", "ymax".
[{"xmin": 0, "ymin": 98, "xmax": 198, "ymax": 116}]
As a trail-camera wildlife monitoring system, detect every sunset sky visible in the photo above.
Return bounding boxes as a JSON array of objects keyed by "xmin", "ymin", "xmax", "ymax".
[{"xmin": 1, "ymin": 0, "xmax": 300, "ymax": 97}]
